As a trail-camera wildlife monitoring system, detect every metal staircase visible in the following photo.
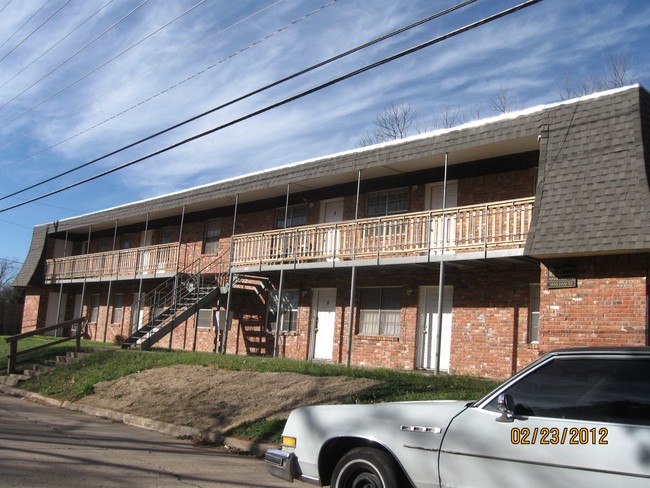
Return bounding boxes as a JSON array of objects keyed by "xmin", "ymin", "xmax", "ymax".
[
  {"xmin": 121, "ymin": 253, "xmax": 229, "ymax": 350},
  {"xmin": 120, "ymin": 251, "xmax": 277, "ymax": 352}
]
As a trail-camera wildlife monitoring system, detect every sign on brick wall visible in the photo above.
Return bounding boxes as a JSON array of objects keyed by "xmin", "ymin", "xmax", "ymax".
[{"xmin": 547, "ymin": 264, "xmax": 577, "ymax": 289}]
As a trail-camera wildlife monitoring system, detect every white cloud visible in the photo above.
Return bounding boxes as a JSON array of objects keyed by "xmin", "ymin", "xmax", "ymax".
[{"xmin": 1, "ymin": 0, "xmax": 650, "ymax": 260}]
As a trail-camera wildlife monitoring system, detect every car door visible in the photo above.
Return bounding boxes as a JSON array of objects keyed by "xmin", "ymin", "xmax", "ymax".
[{"xmin": 439, "ymin": 354, "xmax": 650, "ymax": 487}]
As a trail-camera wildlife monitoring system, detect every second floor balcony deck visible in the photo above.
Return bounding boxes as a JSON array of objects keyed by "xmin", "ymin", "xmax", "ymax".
[
  {"xmin": 231, "ymin": 197, "xmax": 534, "ymax": 270},
  {"xmin": 43, "ymin": 197, "xmax": 535, "ymax": 282},
  {"xmin": 44, "ymin": 243, "xmax": 180, "ymax": 283}
]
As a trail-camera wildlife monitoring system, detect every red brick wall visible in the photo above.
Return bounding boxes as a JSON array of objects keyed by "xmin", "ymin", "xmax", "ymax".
[
  {"xmin": 21, "ymin": 291, "xmax": 45, "ymax": 333},
  {"xmin": 21, "ymin": 168, "xmax": 649, "ymax": 377},
  {"xmin": 20, "ymin": 253, "xmax": 648, "ymax": 378},
  {"xmin": 458, "ymin": 168, "xmax": 536, "ymax": 206},
  {"xmin": 539, "ymin": 255, "xmax": 647, "ymax": 350},
  {"xmin": 450, "ymin": 267, "xmax": 540, "ymax": 378}
]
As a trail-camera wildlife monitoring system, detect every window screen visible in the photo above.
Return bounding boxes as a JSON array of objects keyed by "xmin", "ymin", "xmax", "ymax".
[
  {"xmin": 276, "ymin": 205, "xmax": 308, "ymax": 228},
  {"xmin": 358, "ymin": 287, "xmax": 401, "ymax": 336},
  {"xmin": 268, "ymin": 290, "xmax": 299, "ymax": 332},
  {"xmin": 203, "ymin": 219, "xmax": 221, "ymax": 254},
  {"xmin": 367, "ymin": 188, "xmax": 409, "ymax": 216},
  {"xmin": 196, "ymin": 309, "xmax": 214, "ymax": 328}
]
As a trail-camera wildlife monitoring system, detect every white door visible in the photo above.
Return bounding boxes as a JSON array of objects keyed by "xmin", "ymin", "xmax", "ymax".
[
  {"xmin": 73, "ymin": 294, "xmax": 83, "ymax": 318},
  {"xmin": 131, "ymin": 292, "xmax": 145, "ymax": 333},
  {"xmin": 428, "ymin": 181, "xmax": 458, "ymax": 253},
  {"xmin": 45, "ymin": 292, "xmax": 67, "ymax": 336},
  {"xmin": 417, "ymin": 286, "xmax": 453, "ymax": 371},
  {"xmin": 140, "ymin": 230, "xmax": 154, "ymax": 273},
  {"xmin": 312, "ymin": 288, "xmax": 337, "ymax": 360},
  {"xmin": 321, "ymin": 199, "xmax": 344, "ymax": 259}
]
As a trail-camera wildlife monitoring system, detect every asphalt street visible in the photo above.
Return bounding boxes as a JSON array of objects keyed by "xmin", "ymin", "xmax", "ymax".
[{"xmin": 0, "ymin": 394, "xmax": 291, "ymax": 487}]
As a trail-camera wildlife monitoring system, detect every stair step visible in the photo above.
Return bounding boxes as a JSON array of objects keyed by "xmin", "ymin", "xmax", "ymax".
[
  {"xmin": 121, "ymin": 277, "xmax": 223, "ymax": 349},
  {"xmin": 242, "ymin": 330, "xmax": 270, "ymax": 338},
  {"xmin": 0, "ymin": 375, "xmax": 20, "ymax": 386}
]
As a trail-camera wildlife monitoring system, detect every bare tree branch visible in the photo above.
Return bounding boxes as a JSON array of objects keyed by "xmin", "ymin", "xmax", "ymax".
[
  {"xmin": 558, "ymin": 46, "xmax": 634, "ymax": 99},
  {"xmin": 359, "ymin": 101, "xmax": 418, "ymax": 146},
  {"xmin": 489, "ymin": 85, "xmax": 517, "ymax": 114}
]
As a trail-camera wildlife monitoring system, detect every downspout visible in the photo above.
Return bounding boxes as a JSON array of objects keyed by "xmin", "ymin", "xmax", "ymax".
[
  {"xmin": 103, "ymin": 220, "xmax": 118, "ymax": 342},
  {"xmin": 274, "ymin": 183, "xmax": 291, "ymax": 357},
  {"xmin": 346, "ymin": 170, "xmax": 362, "ymax": 367},
  {"xmin": 434, "ymin": 153, "xmax": 449, "ymax": 375},
  {"xmin": 169, "ymin": 206, "xmax": 186, "ymax": 350},
  {"xmin": 221, "ymin": 194, "xmax": 239, "ymax": 354}
]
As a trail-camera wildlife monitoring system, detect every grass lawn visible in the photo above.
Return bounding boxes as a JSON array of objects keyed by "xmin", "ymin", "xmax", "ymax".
[
  {"xmin": 1, "ymin": 338, "xmax": 500, "ymax": 442},
  {"xmin": 0, "ymin": 335, "xmax": 114, "ymax": 374}
]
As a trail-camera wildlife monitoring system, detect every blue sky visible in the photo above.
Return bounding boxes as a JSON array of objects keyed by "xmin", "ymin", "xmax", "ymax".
[{"xmin": 0, "ymin": 0, "xmax": 649, "ymax": 266}]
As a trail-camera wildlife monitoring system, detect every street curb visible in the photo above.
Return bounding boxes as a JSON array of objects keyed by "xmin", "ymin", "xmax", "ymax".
[{"xmin": 0, "ymin": 384, "xmax": 277, "ymax": 457}]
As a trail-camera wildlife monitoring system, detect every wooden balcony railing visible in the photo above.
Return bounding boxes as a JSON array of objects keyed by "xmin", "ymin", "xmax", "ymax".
[
  {"xmin": 45, "ymin": 243, "xmax": 180, "ymax": 282},
  {"xmin": 232, "ymin": 197, "xmax": 534, "ymax": 267}
]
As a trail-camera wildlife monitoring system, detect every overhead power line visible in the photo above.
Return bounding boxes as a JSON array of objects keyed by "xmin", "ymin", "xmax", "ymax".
[
  {"xmin": 0, "ymin": 1, "xmax": 14, "ymax": 17},
  {"xmin": 0, "ymin": 0, "xmax": 326, "ymax": 166},
  {"xmin": 0, "ymin": 0, "xmax": 50, "ymax": 53},
  {"xmin": 0, "ymin": 0, "xmax": 72, "ymax": 65},
  {"xmin": 0, "ymin": 0, "xmax": 152, "ymax": 118},
  {"xmin": 0, "ymin": 0, "xmax": 476, "ymax": 201},
  {"xmin": 0, "ymin": 0, "xmax": 544, "ymax": 215},
  {"xmin": 0, "ymin": 0, "xmax": 116, "ymax": 92}
]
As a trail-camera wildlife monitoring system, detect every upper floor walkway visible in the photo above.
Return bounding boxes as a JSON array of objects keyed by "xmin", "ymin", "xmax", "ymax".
[{"xmin": 44, "ymin": 197, "xmax": 534, "ymax": 282}]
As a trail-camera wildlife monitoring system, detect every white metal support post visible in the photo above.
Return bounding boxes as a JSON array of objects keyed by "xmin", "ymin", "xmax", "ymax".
[
  {"xmin": 274, "ymin": 184, "xmax": 291, "ymax": 358},
  {"xmin": 346, "ymin": 170, "xmax": 362, "ymax": 367},
  {"xmin": 102, "ymin": 221, "xmax": 118, "ymax": 342},
  {"xmin": 221, "ymin": 194, "xmax": 239, "ymax": 353},
  {"xmin": 168, "ymin": 206, "xmax": 185, "ymax": 350},
  {"xmin": 434, "ymin": 153, "xmax": 449, "ymax": 375}
]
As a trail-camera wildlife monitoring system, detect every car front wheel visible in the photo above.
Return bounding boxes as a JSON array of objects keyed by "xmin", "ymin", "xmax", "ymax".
[{"xmin": 331, "ymin": 447, "xmax": 400, "ymax": 488}]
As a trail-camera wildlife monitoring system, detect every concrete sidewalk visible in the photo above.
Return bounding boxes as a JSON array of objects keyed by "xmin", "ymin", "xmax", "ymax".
[{"xmin": 0, "ymin": 383, "xmax": 277, "ymax": 457}]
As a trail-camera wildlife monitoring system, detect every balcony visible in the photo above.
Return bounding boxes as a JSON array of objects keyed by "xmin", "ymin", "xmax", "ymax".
[
  {"xmin": 45, "ymin": 243, "xmax": 180, "ymax": 283},
  {"xmin": 43, "ymin": 198, "xmax": 535, "ymax": 282},
  {"xmin": 232, "ymin": 197, "xmax": 534, "ymax": 269}
]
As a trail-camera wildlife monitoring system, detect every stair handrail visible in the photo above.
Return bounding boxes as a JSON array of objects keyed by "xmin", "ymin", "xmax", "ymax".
[
  {"xmin": 5, "ymin": 317, "xmax": 87, "ymax": 374},
  {"xmin": 126, "ymin": 247, "xmax": 230, "ymax": 343}
]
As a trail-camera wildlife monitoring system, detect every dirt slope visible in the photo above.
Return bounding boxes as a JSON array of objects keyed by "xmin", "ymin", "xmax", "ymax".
[{"xmin": 78, "ymin": 365, "xmax": 379, "ymax": 434}]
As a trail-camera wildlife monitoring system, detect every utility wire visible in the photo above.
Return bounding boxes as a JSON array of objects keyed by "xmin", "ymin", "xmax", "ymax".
[
  {"xmin": 0, "ymin": 256, "xmax": 24, "ymax": 264},
  {"xmin": 0, "ymin": 0, "xmax": 50, "ymax": 52},
  {"xmin": 0, "ymin": 0, "xmax": 476, "ymax": 200},
  {"xmin": 0, "ymin": 0, "xmax": 116, "ymax": 91},
  {"xmin": 0, "ymin": 0, "xmax": 544, "ymax": 214},
  {"xmin": 0, "ymin": 0, "xmax": 72, "ymax": 65},
  {"xmin": 0, "ymin": 0, "xmax": 151, "ymax": 117},
  {"xmin": 0, "ymin": 1, "xmax": 14, "ymax": 17},
  {"xmin": 0, "ymin": 0, "xmax": 319, "ymax": 166}
]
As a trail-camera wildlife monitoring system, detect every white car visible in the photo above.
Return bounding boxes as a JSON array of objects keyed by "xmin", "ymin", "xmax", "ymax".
[{"xmin": 266, "ymin": 347, "xmax": 650, "ymax": 487}]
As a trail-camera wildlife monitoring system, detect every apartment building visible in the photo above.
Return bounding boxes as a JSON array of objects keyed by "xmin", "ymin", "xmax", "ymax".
[{"xmin": 14, "ymin": 85, "xmax": 650, "ymax": 378}]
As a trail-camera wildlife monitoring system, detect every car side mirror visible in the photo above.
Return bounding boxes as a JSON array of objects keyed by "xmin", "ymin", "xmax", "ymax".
[{"xmin": 496, "ymin": 393, "xmax": 515, "ymax": 423}]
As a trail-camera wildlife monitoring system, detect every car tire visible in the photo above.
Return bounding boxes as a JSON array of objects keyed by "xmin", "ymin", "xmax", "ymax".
[{"xmin": 331, "ymin": 447, "xmax": 400, "ymax": 488}]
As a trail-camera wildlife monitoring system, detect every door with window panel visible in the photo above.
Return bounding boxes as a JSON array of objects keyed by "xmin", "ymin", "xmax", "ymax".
[{"xmin": 427, "ymin": 181, "xmax": 457, "ymax": 253}]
